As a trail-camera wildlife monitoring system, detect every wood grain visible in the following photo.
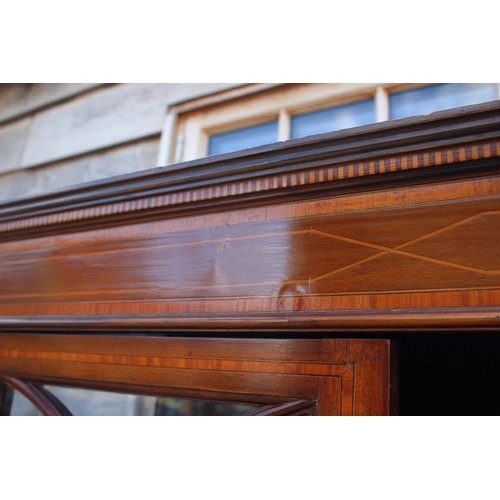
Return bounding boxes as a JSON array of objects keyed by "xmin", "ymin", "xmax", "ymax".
[
  {"xmin": 1, "ymin": 181, "xmax": 500, "ymax": 330},
  {"xmin": 0, "ymin": 335, "xmax": 396, "ymax": 416},
  {"xmin": 2, "ymin": 99, "xmax": 500, "ymax": 234},
  {"xmin": 1, "ymin": 101, "xmax": 500, "ymax": 332},
  {"xmin": 2, "ymin": 140, "xmax": 500, "ymax": 235}
]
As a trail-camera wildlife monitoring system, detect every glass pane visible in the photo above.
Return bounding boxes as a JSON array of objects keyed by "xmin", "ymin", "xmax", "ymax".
[
  {"xmin": 44, "ymin": 385, "xmax": 259, "ymax": 416},
  {"xmin": 208, "ymin": 120, "xmax": 278, "ymax": 155},
  {"xmin": 46, "ymin": 385, "xmax": 145, "ymax": 416},
  {"xmin": 10, "ymin": 390, "xmax": 43, "ymax": 416},
  {"xmin": 390, "ymin": 83, "xmax": 496, "ymax": 120},
  {"xmin": 291, "ymin": 99, "xmax": 375, "ymax": 139},
  {"xmin": 155, "ymin": 397, "xmax": 255, "ymax": 416}
]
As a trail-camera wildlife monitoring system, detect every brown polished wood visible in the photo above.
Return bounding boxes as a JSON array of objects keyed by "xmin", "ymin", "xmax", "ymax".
[
  {"xmin": 3, "ymin": 101, "xmax": 500, "ymax": 416},
  {"xmin": 1, "ymin": 100, "xmax": 500, "ymax": 237},
  {"xmin": 2, "ymin": 102, "xmax": 500, "ymax": 331},
  {"xmin": 0, "ymin": 335, "xmax": 396, "ymax": 416}
]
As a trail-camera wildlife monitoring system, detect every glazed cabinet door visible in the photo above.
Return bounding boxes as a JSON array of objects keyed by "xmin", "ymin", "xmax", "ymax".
[{"xmin": 0, "ymin": 335, "xmax": 397, "ymax": 416}]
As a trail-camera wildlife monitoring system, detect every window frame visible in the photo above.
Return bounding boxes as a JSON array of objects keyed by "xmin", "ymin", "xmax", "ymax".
[{"xmin": 158, "ymin": 83, "xmax": 500, "ymax": 166}]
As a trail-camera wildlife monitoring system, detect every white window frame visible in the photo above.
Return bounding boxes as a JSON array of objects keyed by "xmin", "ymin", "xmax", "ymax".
[{"xmin": 157, "ymin": 83, "xmax": 500, "ymax": 166}]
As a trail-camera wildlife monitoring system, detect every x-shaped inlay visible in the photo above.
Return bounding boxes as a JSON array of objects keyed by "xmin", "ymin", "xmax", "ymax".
[{"xmin": 307, "ymin": 211, "xmax": 500, "ymax": 283}]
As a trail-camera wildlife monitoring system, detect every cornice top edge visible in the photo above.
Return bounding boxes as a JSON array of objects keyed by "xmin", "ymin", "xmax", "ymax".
[{"xmin": 1, "ymin": 100, "xmax": 500, "ymax": 231}]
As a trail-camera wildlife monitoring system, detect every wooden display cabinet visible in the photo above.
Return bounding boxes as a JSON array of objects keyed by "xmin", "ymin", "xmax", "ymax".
[{"xmin": 2, "ymin": 101, "xmax": 500, "ymax": 415}]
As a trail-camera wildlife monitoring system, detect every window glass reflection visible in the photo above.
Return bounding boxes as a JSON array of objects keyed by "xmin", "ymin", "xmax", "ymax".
[
  {"xmin": 10, "ymin": 390, "xmax": 43, "ymax": 416},
  {"xmin": 209, "ymin": 120, "xmax": 278, "ymax": 156},
  {"xmin": 43, "ymin": 385, "xmax": 258, "ymax": 416},
  {"xmin": 390, "ymin": 83, "xmax": 496, "ymax": 120},
  {"xmin": 155, "ymin": 397, "xmax": 254, "ymax": 416},
  {"xmin": 291, "ymin": 99, "xmax": 375, "ymax": 139},
  {"xmin": 46, "ymin": 386, "xmax": 142, "ymax": 416}
]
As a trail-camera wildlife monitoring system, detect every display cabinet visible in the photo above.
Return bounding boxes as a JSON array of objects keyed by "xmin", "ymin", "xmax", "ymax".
[{"xmin": 2, "ymin": 101, "xmax": 500, "ymax": 415}]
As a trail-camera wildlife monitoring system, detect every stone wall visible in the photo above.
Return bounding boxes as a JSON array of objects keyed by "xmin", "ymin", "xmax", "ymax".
[{"xmin": 0, "ymin": 83, "xmax": 240, "ymax": 201}]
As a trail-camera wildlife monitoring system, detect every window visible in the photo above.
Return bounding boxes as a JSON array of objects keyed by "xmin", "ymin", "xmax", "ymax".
[
  {"xmin": 205, "ymin": 97, "xmax": 377, "ymax": 157},
  {"xmin": 161, "ymin": 83, "xmax": 499, "ymax": 165},
  {"xmin": 291, "ymin": 98, "xmax": 375, "ymax": 139},
  {"xmin": 390, "ymin": 83, "xmax": 497, "ymax": 120},
  {"xmin": 208, "ymin": 120, "xmax": 278, "ymax": 155}
]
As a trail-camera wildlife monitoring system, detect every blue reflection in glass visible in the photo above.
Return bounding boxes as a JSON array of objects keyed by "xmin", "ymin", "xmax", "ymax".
[
  {"xmin": 291, "ymin": 99, "xmax": 375, "ymax": 139},
  {"xmin": 390, "ymin": 83, "xmax": 496, "ymax": 120},
  {"xmin": 209, "ymin": 120, "xmax": 278, "ymax": 155}
]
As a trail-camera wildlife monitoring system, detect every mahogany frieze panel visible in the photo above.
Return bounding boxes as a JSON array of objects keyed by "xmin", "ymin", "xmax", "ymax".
[{"xmin": 2, "ymin": 101, "xmax": 500, "ymax": 331}]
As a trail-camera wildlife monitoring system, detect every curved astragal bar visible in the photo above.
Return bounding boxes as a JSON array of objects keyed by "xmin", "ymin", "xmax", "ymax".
[{"xmin": 1, "ymin": 376, "xmax": 72, "ymax": 416}]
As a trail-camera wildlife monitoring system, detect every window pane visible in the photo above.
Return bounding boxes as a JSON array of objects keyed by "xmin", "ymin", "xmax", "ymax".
[
  {"xmin": 46, "ymin": 385, "xmax": 146, "ymax": 416},
  {"xmin": 390, "ymin": 83, "xmax": 496, "ymax": 120},
  {"xmin": 43, "ymin": 385, "xmax": 259, "ymax": 416},
  {"xmin": 291, "ymin": 99, "xmax": 375, "ymax": 139},
  {"xmin": 155, "ymin": 397, "xmax": 256, "ymax": 416},
  {"xmin": 10, "ymin": 390, "xmax": 43, "ymax": 416},
  {"xmin": 209, "ymin": 121, "xmax": 278, "ymax": 155}
]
